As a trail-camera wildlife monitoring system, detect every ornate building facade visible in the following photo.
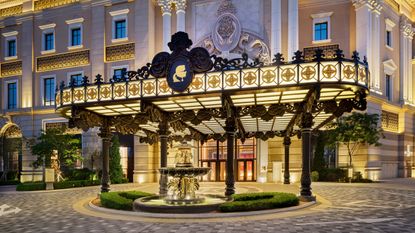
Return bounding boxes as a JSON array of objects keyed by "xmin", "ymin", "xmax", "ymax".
[{"xmin": 0, "ymin": 0, "xmax": 414, "ymax": 183}]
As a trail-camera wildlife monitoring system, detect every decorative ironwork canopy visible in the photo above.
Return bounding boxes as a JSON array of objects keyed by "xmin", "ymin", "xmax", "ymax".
[{"xmin": 55, "ymin": 32, "xmax": 369, "ymax": 144}]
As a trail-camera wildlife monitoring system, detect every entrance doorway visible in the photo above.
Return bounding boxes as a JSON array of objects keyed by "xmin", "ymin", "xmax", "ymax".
[
  {"xmin": 0, "ymin": 124, "xmax": 22, "ymax": 181},
  {"xmin": 200, "ymin": 138, "xmax": 256, "ymax": 182}
]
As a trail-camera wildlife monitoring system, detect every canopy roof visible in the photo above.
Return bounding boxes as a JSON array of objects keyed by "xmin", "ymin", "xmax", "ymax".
[{"xmin": 56, "ymin": 34, "xmax": 369, "ymax": 143}]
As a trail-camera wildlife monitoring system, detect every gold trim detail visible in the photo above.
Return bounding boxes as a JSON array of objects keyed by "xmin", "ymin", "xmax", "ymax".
[
  {"xmin": 262, "ymin": 70, "xmax": 276, "ymax": 83},
  {"xmin": 281, "ymin": 68, "xmax": 295, "ymax": 82},
  {"xmin": 191, "ymin": 77, "xmax": 203, "ymax": 90},
  {"xmin": 34, "ymin": 0, "xmax": 80, "ymax": 11},
  {"xmin": 106, "ymin": 43, "xmax": 135, "ymax": 62},
  {"xmin": 381, "ymin": 110, "xmax": 398, "ymax": 132},
  {"xmin": 208, "ymin": 75, "xmax": 220, "ymax": 88},
  {"xmin": 343, "ymin": 65, "xmax": 355, "ymax": 80},
  {"xmin": 322, "ymin": 65, "xmax": 337, "ymax": 79},
  {"xmin": 37, "ymin": 50, "xmax": 89, "ymax": 72},
  {"xmin": 1, "ymin": 60, "xmax": 22, "ymax": 77},
  {"xmin": 0, "ymin": 4, "xmax": 22, "ymax": 17},
  {"xmin": 301, "ymin": 66, "xmax": 316, "ymax": 80}
]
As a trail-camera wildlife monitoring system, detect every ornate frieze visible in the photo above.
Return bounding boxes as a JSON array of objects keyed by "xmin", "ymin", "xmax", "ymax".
[
  {"xmin": 1, "ymin": 60, "xmax": 22, "ymax": 77},
  {"xmin": 303, "ymin": 44, "xmax": 340, "ymax": 61},
  {"xmin": 105, "ymin": 43, "xmax": 135, "ymax": 62},
  {"xmin": 352, "ymin": 0, "xmax": 383, "ymax": 13},
  {"xmin": 34, "ymin": 0, "xmax": 80, "ymax": 11},
  {"xmin": 37, "ymin": 50, "xmax": 89, "ymax": 72},
  {"xmin": 400, "ymin": 17, "xmax": 415, "ymax": 39},
  {"xmin": 0, "ymin": 4, "xmax": 22, "ymax": 17}
]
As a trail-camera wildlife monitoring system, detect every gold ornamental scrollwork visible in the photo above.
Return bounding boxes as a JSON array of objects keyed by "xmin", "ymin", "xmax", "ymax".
[
  {"xmin": 225, "ymin": 73, "xmax": 238, "ymax": 86},
  {"xmin": 301, "ymin": 66, "xmax": 316, "ymax": 80},
  {"xmin": 114, "ymin": 85, "xmax": 126, "ymax": 97},
  {"xmin": 34, "ymin": 0, "xmax": 80, "ymax": 11},
  {"xmin": 0, "ymin": 5, "xmax": 22, "ymax": 17},
  {"xmin": 144, "ymin": 82, "xmax": 155, "ymax": 95},
  {"xmin": 191, "ymin": 77, "xmax": 203, "ymax": 90},
  {"xmin": 159, "ymin": 81, "xmax": 169, "ymax": 93},
  {"xmin": 74, "ymin": 90, "xmax": 84, "ymax": 101},
  {"xmin": 87, "ymin": 88, "xmax": 97, "ymax": 100},
  {"xmin": 208, "ymin": 75, "xmax": 220, "ymax": 88},
  {"xmin": 100, "ymin": 87, "xmax": 111, "ymax": 98},
  {"xmin": 106, "ymin": 43, "xmax": 135, "ymax": 62},
  {"xmin": 281, "ymin": 68, "xmax": 295, "ymax": 82},
  {"xmin": 343, "ymin": 65, "xmax": 355, "ymax": 80},
  {"xmin": 243, "ymin": 72, "xmax": 256, "ymax": 85},
  {"xmin": 322, "ymin": 65, "xmax": 337, "ymax": 79},
  {"xmin": 262, "ymin": 70, "xmax": 276, "ymax": 83},
  {"xmin": 129, "ymin": 84, "xmax": 140, "ymax": 96},
  {"xmin": 359, "ymin": 67, "xmax": 366, "ymax": 82},
  {"xmin": 37, "ymin": 50, "xmax": 89, "ymax": 72},
  {"xmin": 1, "ymin": 60, "xmax": 22, "ymax": 77}
]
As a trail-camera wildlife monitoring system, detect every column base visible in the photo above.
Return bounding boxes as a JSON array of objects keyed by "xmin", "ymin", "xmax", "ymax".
[
  {"xmin": 283, "ymin": 179, "xmax": 290, "ymax": 184},
  {"xmin": 299, "ymin": 195, "xmax": 316, "ymax": 202},
  {"xmin": 225, "ymin": 187, "xmax": 235, "ymax": 197}
]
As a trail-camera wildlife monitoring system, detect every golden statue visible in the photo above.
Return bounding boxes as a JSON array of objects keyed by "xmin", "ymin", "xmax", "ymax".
[{"xmin": 173, "ymin": 65, "xmax": 187, "ymax": 83}]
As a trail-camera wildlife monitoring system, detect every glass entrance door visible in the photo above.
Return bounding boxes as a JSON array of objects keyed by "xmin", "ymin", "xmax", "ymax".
[{"xmin": 200, "ymin": 138, "xmax": 256, "ymax": 182}]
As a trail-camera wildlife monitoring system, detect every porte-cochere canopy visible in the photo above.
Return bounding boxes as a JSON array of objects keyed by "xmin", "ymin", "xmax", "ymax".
[{"xmin": 55, "ymin": 32, "xmax": 369, "ymax": 200}]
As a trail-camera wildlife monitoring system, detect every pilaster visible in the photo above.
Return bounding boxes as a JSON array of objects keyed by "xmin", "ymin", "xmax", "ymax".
[
  {"xmin": 271, "ymin": 0, "xmax": 282, "ymax": 55},
  {"xmin": 158, "ymin": 0, "xmax": 173, "ymax": 52},
  {"xmin": 287, "ymin": 0, "xmax": 298, "ymax": 58},
  {"xmin": 174, "ymin": 0, "xmax": 186, "ymax": 32}
]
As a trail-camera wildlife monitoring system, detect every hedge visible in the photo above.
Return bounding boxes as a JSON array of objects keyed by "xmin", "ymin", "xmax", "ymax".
[
  {"xmin": 219, "ymin": 192, "xmax": 299, "ymax": 212},
  {"xmin": 16, "ymin": 182, "xmax": 46, "ymax": 191},
  {"xmin": 53, "ymin": 180, "xmax": 101, "ymax": 189},
  {"xmin": 100, "ymin": 191, "xmax": 152, "ymax": 210},
  {"xmin": 0, "ymin": 180, "xmax": 20, "ymax": 186}
]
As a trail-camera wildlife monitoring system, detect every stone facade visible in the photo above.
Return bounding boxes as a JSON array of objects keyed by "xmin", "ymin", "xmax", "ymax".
[{"xmin": 0, "ymin": 0, "xmax": 414, "ymax": 183}]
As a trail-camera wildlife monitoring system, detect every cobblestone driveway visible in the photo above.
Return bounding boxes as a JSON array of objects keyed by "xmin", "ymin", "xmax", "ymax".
[{"xmin": 1, "ymin": 179, "xmax": 415, "ymax": 233}]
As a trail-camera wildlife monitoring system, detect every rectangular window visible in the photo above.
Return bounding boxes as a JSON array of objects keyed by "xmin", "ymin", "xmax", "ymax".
[
  {"xmin": 44, "ymin": 32, "xmax": 54, "ymax": 51},
  {"xmin": 71, "ymin": 28, "xmax": 81, "ymax": 46},
  {"xmin": 314, "ymin": 22, "xmax": 328, "ymax": 41},
  {"xmin": 113, "ymin": 68, "xmax": 125, "ymax": 80},
  {"xmin": 385, "ymin": 75, "xmax": 391, "ymax": 101},
  {"xmin": 7, "ymin": 40, "xmax": 16, "ymax": 57},
  {"xmin": 7, "ymin": 82, "xmax": 17, "ymax": 109},
  {"xmin": 44, "ymin": 78, "xmax": 55, "ymax": 106},
  {"xmin": 70, "ymin": 73, "xmax": 83, "ymax": 86},
  {"xmin": 115, "ymin": 20, "xmax": 126, "ymax": 39},
  {"xmin": 386, "ymin": 30, "xmax": 392, "ymax": 47}
]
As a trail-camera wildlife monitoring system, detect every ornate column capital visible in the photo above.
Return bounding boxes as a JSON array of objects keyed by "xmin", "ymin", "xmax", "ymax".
[
  {"xmin": 158, "ymin": 0, "xmax": 173, "ymax": 15},
  {"xmin": 283, "ymin": 136, "xmax": 291, "ymax": 146},
  {"xmin": 174, "ymin": 0, "xmax": 187, "ymax": 13},
  {"xmin": 400, "ymin": 17, "xmax": 415, "ymax": 40},
  {"xmin": 352, "ymin": 0, "xmax": 383, "ymax": 13}
]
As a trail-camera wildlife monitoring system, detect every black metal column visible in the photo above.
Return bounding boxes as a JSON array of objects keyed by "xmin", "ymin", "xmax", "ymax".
[
  {"xmin": 300, "ymin": 113, "xmax": 315, "ymax": 201},
  {"xmin": 225, "ymin": 119, "xmax": 236, "ymax": 197},
  {"xmin": 99, "ymin": 119, "xmax": 112, "ymax": 193},
  {"xmin": 283, "ymin": 136, "xmax": 291, "ymax": 184},
  {"xmin": 158, "ymin": 121, "xmax": 169, "ymax": 196}
]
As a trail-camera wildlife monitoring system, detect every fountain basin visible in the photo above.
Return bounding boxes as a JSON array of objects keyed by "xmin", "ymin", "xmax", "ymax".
[
  {"xmin": 133, "ymin": 195, "xmax": 230, "ymax": 213},
  {"xmin": 159, "ymin": 167, "xmax": 211, "ymax": 176}
]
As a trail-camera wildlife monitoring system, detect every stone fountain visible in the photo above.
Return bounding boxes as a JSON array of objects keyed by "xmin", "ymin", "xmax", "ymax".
[{"xmin": 133, "ymin": 142, "xmax": 229, "ymax": 213}]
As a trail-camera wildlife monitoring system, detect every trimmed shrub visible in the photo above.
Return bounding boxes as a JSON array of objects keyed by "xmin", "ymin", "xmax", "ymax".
[
  {"xmin": 63, "ymin": 168, "xmax": 95, "ymax": 181},
  {"xmin": 0, "ymin": 180, "xmax": 20, "ymax": 186},
  {"xmin": 16, "ymin": 182, "xmax": 46, "ymax": 191},
  {"xmin": 53, "ymin": 180, "xmax": 100, "ymax": 189},
  {"xmin": 311, "ymin": 171, "xmax": 319, "ymax": 182},
  {"xmin": 318, "ymin": 168, "xmax": 347, "ymax": 182},
  {"xmin": 219, "ymin": 192, "xmax": 299, "ymax": 212},
  {"xmin": 100, "ymin": 190, "xmax": 152, "ymax": 211}
]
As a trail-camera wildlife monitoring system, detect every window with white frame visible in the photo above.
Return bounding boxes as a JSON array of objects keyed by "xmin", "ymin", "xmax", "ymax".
[
  {"xmin": 109, "ymin": 9, "xmax": 129, "ymax": 43},
  {"xmin": 385, "ymin": 18, "xmax": 396, "ymax": 49},
  {"xmin": 42, "ymin": 76, "xmax": 56, "ymax": 106},
  {"xmin": 39, "ymin": 24, "xmax": 56, "ymax": 53},
  {"xmin": 383, "ymin": 59, "xmax": 397, "ymax": 102},
  {"xmin": 66, "ymin": 18, "xmax": 84, "ymax": 49},
  {"xmin": 3, "ymin": 31, "xmax": 18, "ymax": 60},
  {"xmin": 68, "ymin": 71, "xmax": 84, "ymax": 86},
  {"xmin": 112, "ymin": 65, "xmax": 128, "ymax": 81},
  {"xmin": 311, "ymin": 12, "xmax": 333, "ymax": 44},
  {"xmin": 6, "ymin": 81, "xmax": 18, "ymax": 109}
]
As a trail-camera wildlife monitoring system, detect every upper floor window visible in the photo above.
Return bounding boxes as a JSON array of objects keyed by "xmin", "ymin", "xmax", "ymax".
[
  {"xmin": 7, "ymin": 39, "xmax": 16, "ymax": 57},
  {"xmin": 115, "ymin": 20, "xmax": 126, "ymax": 39},
  {"xmin": 71, "ymin": 28, "xmax": 81, "ymax": 46},
  {"xmin": 385, "ymin": 75, "xmax": 392, "ymax": 101},
  {"xmin": 43, "ymin": 77, "xmax": 55, "ymax": 106},
  {"xmin": 2, "ymin": 31, "xmax": 18, "ymax": 60},
  {"xmin": 113, "ymin": 68, "xmax": 126, "ymax": 80},
  {"xmin": 70, "ymin": 73, "xmax": 83, "ymax": 86},
  {"xmin": 44, "ymin": 33, "xmax": 54, "ymax": 51},
  {"xmin": 7, "ymin": 82, "xmax": 17, "ymax": 109},
  {"xmin": 110, "ymin": 9, "xmax": 129, "ymax": 43},
  {"xmin": 66, "ymin": 18, "xmax": 84, "ymax": 49},
  {"xmin": 39, "ymin": 23, "xmax": 56, "ymax": 54},
  {"xmin": 314, "ymin": 22, "xmax": 328, "ymax": 41},
  {"xmin": 385, "ymin": 18, "xmax": 396, "ymax": 50},
  {"xmin": 311, "ymin": 12, "xmax": 333, "ymax": 44}
]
